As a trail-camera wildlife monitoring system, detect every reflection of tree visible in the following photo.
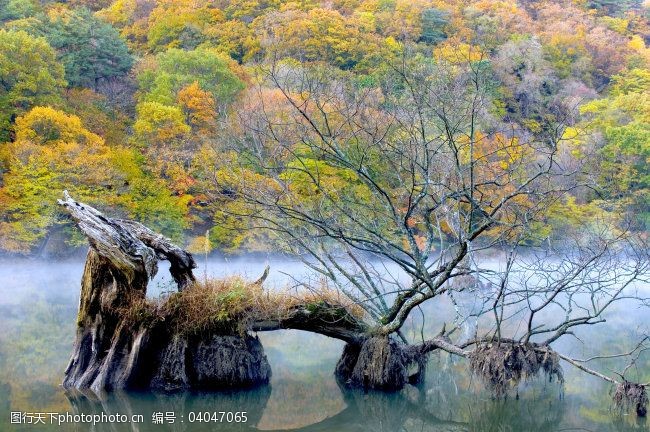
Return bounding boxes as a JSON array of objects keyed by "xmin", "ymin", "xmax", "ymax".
[
  {"xmin": 66, "ymin": 387, "xmax": 271, "ymax": 432},
  {"xmin": 258, "ymin": 384, "xmax": 470, "ymax": 432},
  {"xmin": 65, "ymin": 385, "xmax": 469, "ymax": 432},
  {"xmin": 422, "ymin": 356, "xmax": 568, "ymax": 432},
  {"xmin": 0, "ymin": 298, "xmax": 75, "ymax": 413},
  {"xmin": 256, "ymin": 375, "xmax": 346, "ymax": 430},
  {"xmin": 462, "ymin": 397, "xmax": 564, "ymax": 432},
  {"xmin": 27, "ymin": 359, "xmax": 647, "ymax": 432}
]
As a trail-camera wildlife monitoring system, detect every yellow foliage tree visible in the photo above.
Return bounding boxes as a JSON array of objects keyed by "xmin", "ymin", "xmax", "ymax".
[
  {"xmin": 0, "ymin": 107, "xmax": 115, "ymax": 252},
  {"xmin": 177, "ymin": 81, "xmax": 217, "ymax": 133},
  {"xmin": 433, "ymin": 40, "xmax": 485, "ymax": 64}
]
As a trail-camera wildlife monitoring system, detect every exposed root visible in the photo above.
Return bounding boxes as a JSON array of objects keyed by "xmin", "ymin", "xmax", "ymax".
[
  {"xmin": 469, "ymin": 342, "xmax": 564, "ymax": 398},
  {"xmin": 613, "ymin": 381, "xmax": 648, "ymax": 417},
  {"xmin": 335, "ymin": 336, "xmax": 434, "ymax": 391}
]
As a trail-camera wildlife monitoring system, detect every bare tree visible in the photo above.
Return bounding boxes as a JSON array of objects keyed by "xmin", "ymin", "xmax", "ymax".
[{"xmin": 211, "ymin": 53, "xmax": 649, "ymax": 410}]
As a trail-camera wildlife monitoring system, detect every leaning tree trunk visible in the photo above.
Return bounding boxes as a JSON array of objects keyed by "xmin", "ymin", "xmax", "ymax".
[{"xmin": 59, "ymin": 192, "xmax": 270, "ymax": 393}]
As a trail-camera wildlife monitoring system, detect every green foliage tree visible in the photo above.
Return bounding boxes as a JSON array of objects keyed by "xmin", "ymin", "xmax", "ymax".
[
  {"xmin": 588, "ymin": 0, "xmax": 644, "ymax": 16},
  {"xmin": 0, "ymin": 30, "xmax": 66, "ymax": 141},
  {"xmin": 145, "ymin": 2, "xmax": 219, "ymax": 52},
  {"xmin": 130, "ymin": 47, "xmax": 244, "ymax": 237},
  {"xmin": 109, "ymin": 147, "xmax": 189, "ymax": 242},
  {"xmin": 579, "ymin": 70, "xmax": 650, "ymax": 229},
  {"xmin": 37, "ymin": 7, "xmax": 133, "ymax": 89},
  {"xmin": 0, "ymin": 0, "xmax": 37, "ymax": 22},
  {"xmin": 137, "ymin": 47, "xmax": 244, "ymax": 107},
  {"xmin": 419, "ymin": 8, "xmax": 448, "ymax": 45},
  {"xmin": 253, "ymin": 8, "xmax": 377, "ymax": 70},
  {"xmin": 0, "ymin": 106, "xmax": 115, "ymax": 252},
  {"xmin": 203, "ymin": 19, "xmax": 260, "ymax": 64},
  {"xmin": 133, "ymin": 101, "xmax": 190, "ymax": 144}
]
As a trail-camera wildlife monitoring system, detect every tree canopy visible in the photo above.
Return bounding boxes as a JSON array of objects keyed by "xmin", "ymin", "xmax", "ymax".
[
  {"xmin": 0, "ymin": 0, "xmax": 646, "ymax": 257},
  {"xmin": 36, "ymin": 7, "xmax": 134, "ymax": 89},
  {"xmin": 0, "ymin": 30, "xmax": 66, "ymax": 141}
]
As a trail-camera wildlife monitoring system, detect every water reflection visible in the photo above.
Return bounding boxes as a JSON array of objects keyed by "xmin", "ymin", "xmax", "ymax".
[
  {"xmin": 62, "ymin": 386, "xmax": 472, "ymax": 432},
  {"xmin": 59, "ymin": 381, "xmax": 607, "ymax": 432},
  {"xmin": 66, "ymin": 388, "xmax": 270, "ymax": 431},
  {"xmin": 0, "ymin": 258, "xmax": 648, "ymax": 431}
]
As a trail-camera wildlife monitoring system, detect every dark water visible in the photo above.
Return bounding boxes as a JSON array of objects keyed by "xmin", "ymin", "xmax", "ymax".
[{"xmin": 0, "ymin": 258, "xmax": 648, "ymax": 431}]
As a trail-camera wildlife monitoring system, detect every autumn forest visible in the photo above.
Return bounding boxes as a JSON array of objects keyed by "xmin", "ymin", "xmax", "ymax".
[
  {"xmin": 1, "ymin": 1, "xmax": 650, "ymax": 429},
  {"xmin": 0, "ymin": 0, "xmax": 648, "ymax": 256}
]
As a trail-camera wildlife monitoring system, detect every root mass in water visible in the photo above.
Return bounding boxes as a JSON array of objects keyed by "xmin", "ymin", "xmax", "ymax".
[{"xmin": 469, "ymin": 342, "xmax": 564, "ymax": 397}]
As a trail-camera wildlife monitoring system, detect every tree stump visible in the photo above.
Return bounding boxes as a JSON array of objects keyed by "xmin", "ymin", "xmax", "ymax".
[
  {"xmin": 335, "ymin": 336, "xmax": 414, "ymax": 391},
  {"xmin": 59, "ymin": 192, "xmax": 270, "ymax": 392}
]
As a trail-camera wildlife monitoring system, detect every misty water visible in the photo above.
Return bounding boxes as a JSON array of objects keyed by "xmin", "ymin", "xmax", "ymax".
[{"xmin": 0, "ymin": 257, "xmax": 648, "ymax": 431}]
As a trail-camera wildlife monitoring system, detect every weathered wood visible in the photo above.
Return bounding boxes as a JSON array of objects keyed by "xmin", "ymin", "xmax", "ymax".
[
  {"xmin": 59, "ymin": 192, "xmax": 163, "ymax": 391},
  {"xmin": 252, "ymin": 304, "xmax": 367, "ymax": 344},
  {"xmin": 63, "ymin": 247, "xmax": 150, "ymax": 391},
  {"xmin": 117, "ymin": 219, "xmax": 196, "ymax": 290},
  {"xmin": 59, "ymin": 192, "xmax": 270, "ymax": 392},
  {"xmin": 58, "ymin": 191, "xmax": 158, "ymax": 284}
]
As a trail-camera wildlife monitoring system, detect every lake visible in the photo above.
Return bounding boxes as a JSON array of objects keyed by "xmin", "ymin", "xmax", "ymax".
[{"xmin": 0, "ymin": 257, "xmax": 648, "ymax": 431}]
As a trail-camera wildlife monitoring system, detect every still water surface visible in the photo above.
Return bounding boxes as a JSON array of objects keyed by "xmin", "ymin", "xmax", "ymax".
[{"xmin": 0, "ymin": 257, "xmax": 648, "ymax": 431}]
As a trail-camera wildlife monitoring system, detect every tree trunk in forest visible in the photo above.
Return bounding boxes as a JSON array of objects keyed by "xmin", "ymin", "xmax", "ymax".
[{"xmin": 59, "ymin": 192, "xmax": 270, "ymax": 392}]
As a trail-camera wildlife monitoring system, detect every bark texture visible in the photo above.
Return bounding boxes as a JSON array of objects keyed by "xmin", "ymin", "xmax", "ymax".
[
  {"xmin": 59, "ymin": 192, "xmax": 269, "ymax": 392},
  {"xmin": 335, "ymin": 336, "xmax": 427, "ymax": 391}
]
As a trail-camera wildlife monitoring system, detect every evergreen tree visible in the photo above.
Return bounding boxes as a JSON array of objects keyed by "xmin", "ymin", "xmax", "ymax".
[
  {"xmin": 39, "ymin": 8, "xmax": 133, "ymax": 89},
  {"xmin": 419, "ymin": 8, "xmax": 448, "ymax": 45}
]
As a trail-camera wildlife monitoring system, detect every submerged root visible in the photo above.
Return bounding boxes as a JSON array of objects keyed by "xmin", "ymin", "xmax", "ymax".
[
  {"xmin": 613, "ymin": 381, "xmax": 648, "ymax": 417},
  {"xmin": 336, "ymin": 336, "xmax": 413, "ymax": 390},
  {"xmin": 351, "ymin": 337, "xmax": 408, "ymax": 390},
  {"xmin": 469, "ymin": 342, "xmax": 564, "ymax": 398}
]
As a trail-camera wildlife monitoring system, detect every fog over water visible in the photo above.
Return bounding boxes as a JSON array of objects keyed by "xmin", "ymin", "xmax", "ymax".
[{"xmin": 0, "ymin": 256, "xmax": 648, "ymax": 431}]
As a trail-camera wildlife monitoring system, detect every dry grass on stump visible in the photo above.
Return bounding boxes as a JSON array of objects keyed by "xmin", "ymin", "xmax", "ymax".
[{"xmin": 118, "ymin": 276, "xmax": 364, "ymax": 336}]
